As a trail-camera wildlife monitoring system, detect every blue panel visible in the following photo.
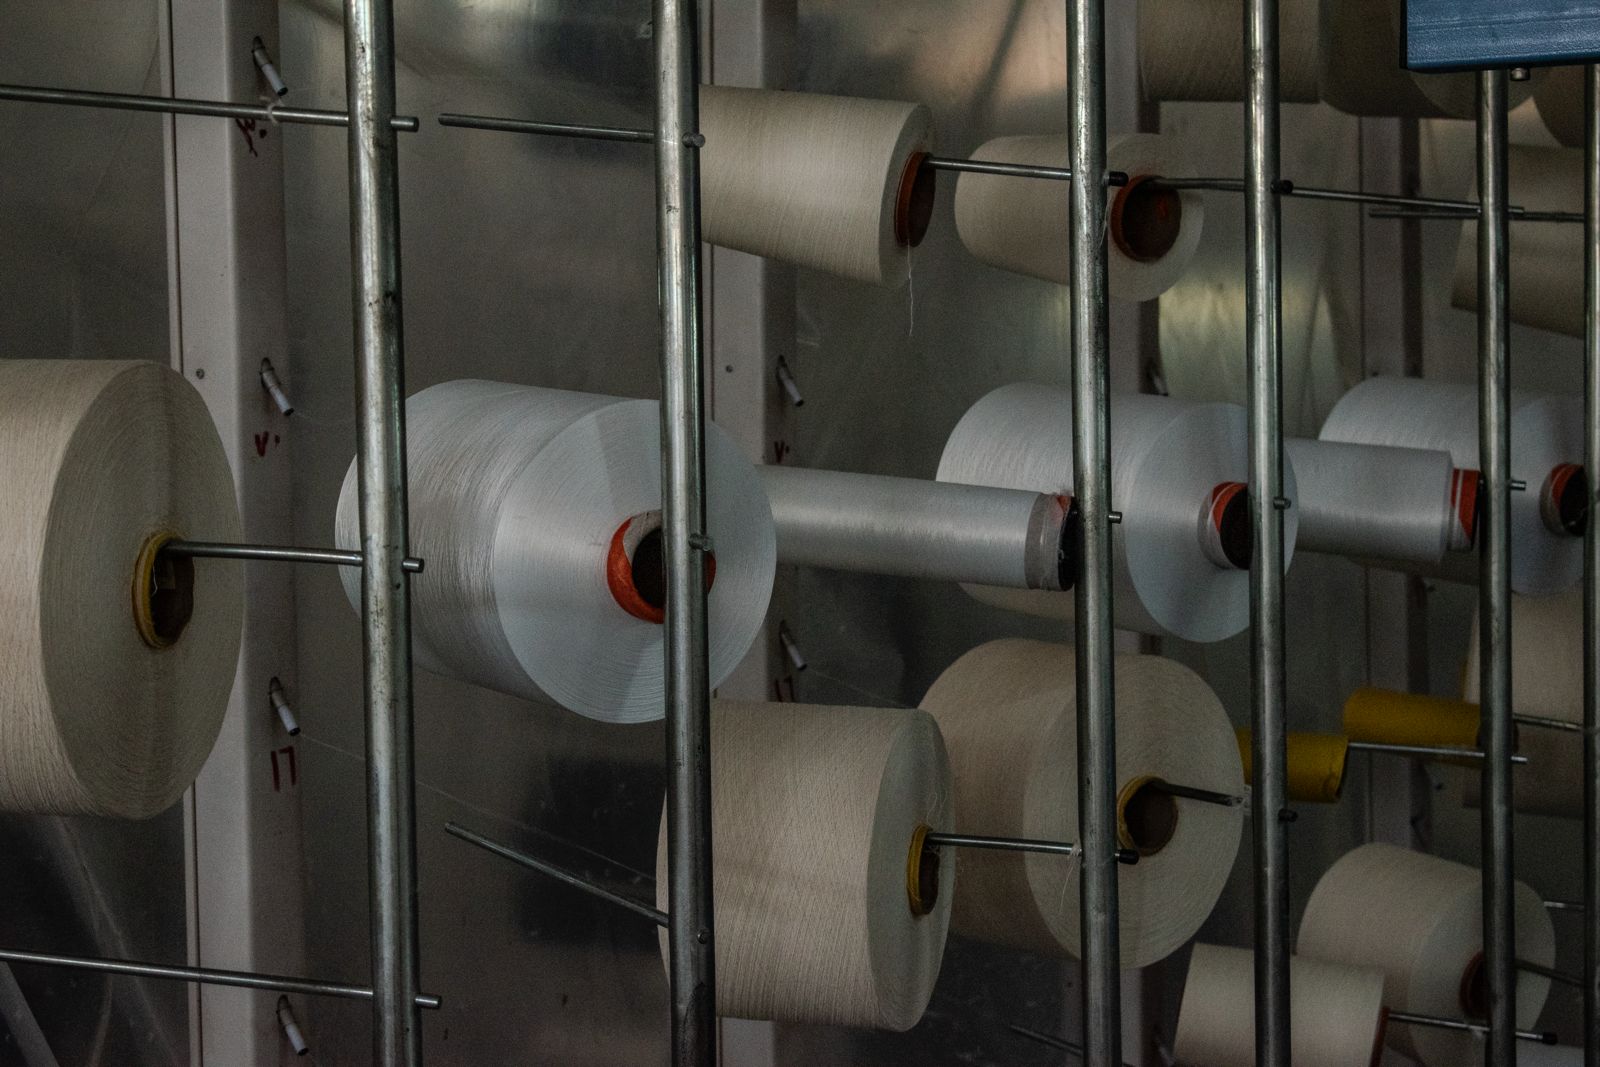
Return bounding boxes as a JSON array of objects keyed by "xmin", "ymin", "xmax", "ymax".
[{"xmin": 1405, "ymin": 0, "xmax": 1600, "ymax": 70}]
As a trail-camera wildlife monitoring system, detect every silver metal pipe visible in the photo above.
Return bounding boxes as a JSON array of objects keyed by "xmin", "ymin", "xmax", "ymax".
[
  {"xmin": 343, "ymin": 0, "xmax": 421, "ymax": 1060},
  {"xmin": 1388, "ymin": 1010, "xmax": 1555, "ymax": 1045},
  {"xmin": 444, "ymin": 824, "xmax": 669, "ymax": 928},
  {"xmin": 1347, "ymin": 740, "xmax": 1529, "ymax": 765},
  {"xmin": 162, "ymin": 540, "xmax": 423, "ymax": 573},
  {"xmin": 0, "ymin": 82, "xmax": 417, "ymax": 130},
  {"xmin": 0, "ymin": 949, "xmax": 441, "ymax": 1010},
  {"xmin": 1586, "ymin": 59, "xmax": 1600, "ymax": 1067},
  {"xmin": 1546, "ymin": 899, "xmax": 1585, "ymax": 912},
  {"xmin": 1517, "ymin": 957, "xmax": 1584, "ymax": 989},
  {"xmin": 1515, "ymin": 713, "xmax": 1584, "ymax": 734},
  {"xmin": 1478, "ymin": 67, "xmax": 1517, "ymax": 1067},
  {"xmin": 1245, "ymin": 0, "xmax": 1291, "ymax": 1063},
  {"xmin": 1065, "ymin": 0, "xmax": 1120, "ymax": 1061},
  {"xmin": 653, "ymin": 2, "xmax": 716, "ymax": 1064},
  {"xmin": 759, "ymin": 466, "xmax": 1072, "ymax": 591},
  {"xmin": 437, "ymin": 112, "xmax": 651, "ymax": 142},
  {"xmin": 921, "ymin": 832, "xmax": 1142, "ymax": 864}
]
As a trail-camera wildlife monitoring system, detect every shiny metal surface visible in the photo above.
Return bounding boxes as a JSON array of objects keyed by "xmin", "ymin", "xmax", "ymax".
[
  {"xmin": 1245, "ymin": 0, "xmax": 1290, "ymax": 1063},
  {"xmin": 0, "ymin": 5, "xmax": 187, "ymax": 1065},
  {"xmin": 1586, "ymin": 60, "xmax": 1600, "ymax": 1067},
  {"xmin": 652, "ymin": 1, "xmax": 717, "ymax": 1063},
  {"xmin": 164, "ymin": 540, "xmax": 425, "ymax": 572},
  {"xmin": 1477, "ymin": 68, "xmax": 1516, "ymax": 1067},
  {"xmin": 761, "ymin": 466, "xmax": 1069, "ymax": 591},
  {"xmin": 343, "ymin": 0, "xmax": 422, "ymax": 1060},
  {"xmin": 0, "ymin": 81, "xmax": 420, "ymax": 129},
  {"xmin": 1066, "ymin": 0, "xmax": 1122, "ymax": 1060}
]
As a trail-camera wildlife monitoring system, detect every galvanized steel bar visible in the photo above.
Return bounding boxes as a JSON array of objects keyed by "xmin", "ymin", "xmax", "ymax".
[
  {"xmin": 163, "ymin": 541, "xmax": 424, "ymax": 573},
  {"xmin": 0, "ymin": 949, "xmax": 441, "ymax": 1009},
  {"xmin": 652, "ymin": 1, "xmax": 716, "ymax": 1064},
  {"xmin": 1586, "ymin": 60, "xmax": 1600, "ymax": 1067},
  {"xmin": 0, "ymin": 82, "xmax": 417, "ymax": 129},
  {"xmin": 1245, "ymin": 0, "xmax": 1291, "ymax": 1063},
  {"xmin": 1065, "ymin": 0, "xmax": 1120, "ymax": 1062},
  {"xmin": 343, "ymin": 0, "xmax": 421, "ymax": 1061},
  {"xmin": 444, "ymin": 824, "xmax": 670, "ymax": 928},
  {"xmin": 1477, "ymin": 67, "xmax": 1516, "ymax": 1067}
]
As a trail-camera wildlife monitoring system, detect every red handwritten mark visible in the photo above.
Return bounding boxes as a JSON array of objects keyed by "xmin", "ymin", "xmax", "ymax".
[
  {"xmin": 772, "ymin": 440, "xmax": 790, "ymax": 465},
  {"xmin": 270, "ymin": 746, "xmax": 298, "ymax": 791},
  {"xmin": 254, "ymin": 432, "xmax": 270, "ymax": 457},
  {"xmin": 234, "ymin": 118, "xmax": 260, "ymax": 157}
]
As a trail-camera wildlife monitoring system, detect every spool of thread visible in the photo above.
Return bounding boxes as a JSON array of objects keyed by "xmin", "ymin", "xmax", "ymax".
[
  {"xmin": 1175, "ymin": 943, "xmax": 1388, "ymax": 1067},
  {"xmin": 1318, "ymin": 0, "xmax": 1534, "ymax": 118},
  {"xmin": 1297, "ymin": 843, "xmax": 1556, "ymax": 1067},
  {"xmin": 1284, "ymin": 438, "xmax": 1476, "ymax": 568},
  {"xmin": 1534, "ymin": 65, "xmax": 1586, "ymax": 149},
  {"xmin": 1452, "ymin": 144, "xmax": 1585, "ymax": 339},
  {"xmin": 699, "ymin": 85, "xmax": 933, "ymax": 287},
  {"xmin": 919, "ymin": 639, "xmax": 1243, "ymax": 968},
  {"xmin": 333, "ymin": 381, "xmax": 775, "ymax": 723},
  {"xmin": 1138, "ymin": 0, "xmax": 1320, "ymax": 103},
  {"xmin": 1463, "ymin": 590, "xmax": 1583, "ymax": 818},
  {"xmin": 1236, "ymin": 730, "xmax": 1350, "ymax": 803},
  {"xmin": 953, "ymin": 134, "xmax": 1204, "ymax": 302},
  {"xmin": 0, "ymin": 360, "xmax": 242, "ymax": 817},
  {"xmin": 937, "ymin": 384, "xmax": 1299, "ymax": 642},
  {"xmin": 1319, "ymin": 376, "xmax": 1582, "ymax": 597},
  {"xmin": 654, "ymin": 700, "xmax": 952, "ymax": 1030},
  {"xmin": 1344, "ymin": 688, "xmax": 1480, "ymax": 752},
  {"xmin": 758, "ymin": 465, "xmax": 1071, "ymax": 591}
]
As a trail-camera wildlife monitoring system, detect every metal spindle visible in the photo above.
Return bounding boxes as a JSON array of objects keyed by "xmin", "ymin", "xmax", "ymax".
[
  {"xmin": 1245, "ymin": 0, "xmax": 1290, "ymax": 1063},
  {"xmin": 1065, "ymin": 0, "xmax": 1120, "ymax": 1062},
  {"xmin": 1477, "ymin": 67, "xmax": 1516, "ymax": 1067},
  {"xmin": 1585, "ymin": 59, "xmax": 1600, "ymax": 1067},
  {"xmin": 652, "ymin": 1, "xmax": 716, "ymax": 1064},
  {"xmin": 343, "ymin": 0, "xmax": 420, "ymax": 1062}
]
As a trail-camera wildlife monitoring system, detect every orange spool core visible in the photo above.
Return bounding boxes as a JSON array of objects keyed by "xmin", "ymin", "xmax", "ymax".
[
  {"xmin": 1110, "ymin": 174, "xmax": 1183, "ymax": 263},
  {"xmin": 894, "ymin": 152, "xmax": 937, "ymax": 248},
  {"xmin": 606, "ymin": 514, "xmax": 716, "ymax": 625},
  {"xmin": 1459, "ymin": 952, "xmax": 1489, "ymax": 1020}
]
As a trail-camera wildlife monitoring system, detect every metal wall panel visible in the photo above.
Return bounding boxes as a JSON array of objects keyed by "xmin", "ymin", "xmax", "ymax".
[{"xmin": 0, "ymin": 3, "xmax": 188, "ymax": 1064}]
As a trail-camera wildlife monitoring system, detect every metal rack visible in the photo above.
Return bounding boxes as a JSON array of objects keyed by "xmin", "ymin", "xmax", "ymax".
[{"xmin": 0, "ymin": 3, "xmax": 1594, "ymax": 1067}]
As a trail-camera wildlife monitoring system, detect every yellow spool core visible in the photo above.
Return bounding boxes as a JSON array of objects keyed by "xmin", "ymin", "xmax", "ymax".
[
  {"xmin": 1344, "ymin": 688, "xmax": 1481, "ymax": 752},
  {"xmin": 905, "ymin": 824, "xmax": 939, "ymax": 918},
  {"xmin": 131, "ymin": 531, "xmax": 193, "ymax": 650},
  {"xmin": 1116, "ymin": 775, "xmax": 1180, "ymax": 856},
  {"xmin": 1236, "ymin": 730, "xmax": 1349, "ymax": 803}
]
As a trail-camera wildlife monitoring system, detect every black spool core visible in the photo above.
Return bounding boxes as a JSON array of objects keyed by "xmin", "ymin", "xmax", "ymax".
[
  {"xmin": 1461, "ymin": 953, "xmax": 1488, "ymax": 1020},
  {"xmin": 1059, "ymin": 497, "xmax": 1082, "ymax": 592},
  {"xmin": 149, "ymin": 551, "xmax": 196, "ymax": 646},
  {"xmin": 1120, "ymin": 779, "xmax": 1180, "ymax": 857},
  {"xmin": 630, "ymin": 528, "xmax": 667, "ymax": 612},
  {"xmin": 1558, "ymin": 467, "xmax": 1589, "ymax": 536},
  {"xmin": 917, "ymin": 843, "xmax": 941, "ymax": 914},
  {"xmin": 1111, "ymin": 177, "xmax": 1184, "ymax": 263},
  {"xmin": 1218, "ymin": 489, "xmax": 1253, "ymax": 570}
]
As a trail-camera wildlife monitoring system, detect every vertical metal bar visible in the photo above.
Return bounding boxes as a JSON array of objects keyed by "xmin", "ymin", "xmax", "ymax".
[
  {"xmin": 343, "ymin": 0, "xmax": 420, "ymax": 1062},
  {"xmin": 1244, "ymin": 0, "xmax": 1290, "ymax": 1064},
  {"xmin": 1067, "ymin": 0, "xmax": 1121, "ymax": 1063},
  {"xmin": 1477, "ymin": 67, "xmax": 1516, "ymax": 1067},
  {"xmin": 1584, "ymin": 61, "xmax": 1600, "ymax": 1067},
  {"xmin": 653, "ymin": 1, "xmax": 716, "ymax": 1065}
]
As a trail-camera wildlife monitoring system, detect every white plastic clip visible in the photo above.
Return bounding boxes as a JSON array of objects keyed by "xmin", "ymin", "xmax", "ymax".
[
  {"xmin": 276, "ymin": 996, "xmax": 309, "ymax": 1056},
  {"xmin": 260, "ymin": 358, "xmax": 295, "ymax": 416},
  {"xmin": 775, "ymin": 357, "xmax": 805, "ymax": 408},
  {"xmin": 778, "ymin": 622, "xmax": 807, "ymax": 673},
  {"xmin": 252, "ymin": 36, "xmax": 289, "ymax": 98},
  {"xmin": 269, "ymin": 678, "xmax": 301, "ymax": 737}
]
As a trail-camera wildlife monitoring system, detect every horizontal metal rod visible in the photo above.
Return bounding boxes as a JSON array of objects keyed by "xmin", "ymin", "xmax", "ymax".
[
  {"xmin": 0, "ymin": 83, "xmax": 418, "ymax": 131},
  {"xmin": 0, "ymin": 948, "xmax": 440, "ymax": 1009},
  {"xmin": 1146, "ymin": 780, "xmax": 1244, "ymax": 807},
  {"xmin": 1370, "ymin": 208, "xmax": 1582, "ymax": 224},
  {"xmin": 1153, "ymin": 175, "xmax": 1581, "ymax": 223},
  {"xmin": 1515, "ymin": 714, "xmax": 1585, "ymax": 734},
  {"xmin": 436, "ymin": 113, "xmax": 650, "ymax": 142},
  {"xmin": 1387, "ymin": 1009, "xmax": 1556, "ymax": 1044},
  {"xmin": 922, "ymin": 155, "xmax": 1073, "ymax": 182},
  {"xmin": 922, "ymin": 832, "xmax": 1138, "ymax": 865},
  {"xmin": 1347, "ymin": 740, "xmax": 1530, "ymax": 764},
  {"xmin": 444, "ymin": 823, "xmax": 668, "ymax": 928},
  {"xmin": 1546, "ymin": 899, "xmax": 1585, "ymax": 912},
  {"xmin": 1517, "ymin": 957, "xmax": 1585, "ymax": 989},
  {"xmin": 1007, "ymin": 1024, "xmax": 1142, "ymax": 1066},
  {"xmin": 163, "ymin": 541, "xmax": 424, "ymax": 574}
]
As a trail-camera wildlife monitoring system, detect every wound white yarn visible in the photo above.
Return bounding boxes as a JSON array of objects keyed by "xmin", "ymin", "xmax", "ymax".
[
  {"xmin": 0, "ymin": 360, "xmax": 242, "ymax": 817},
  {"xmin": 919, "ymin": 640, "xmax": 1243, "ymax": 968},
  {"xmin": 655, "ymin": 700, "xmax": 953, "ymax": 1031},
  {"xmin": 333, "ymin": 380, "xmax": 775, "ymax": 723}
]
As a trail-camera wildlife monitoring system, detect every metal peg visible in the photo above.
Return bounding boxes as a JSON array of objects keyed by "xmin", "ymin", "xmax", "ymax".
[
  {"xmin": 260, "ymin": 358, "xmax": 294, "ymax": 416},
  {"xmin": 277, "ymin": 996, "xmax": 309, "ymax": 1056},
  {"xmin": 777, "ymin": 622, "xmax": 807, "ymax": 673},
  {"xmin": 268, "ymin": 678, "xmax": 300, "ymax": 737},
  {"xmin": 251, "ymin": 37, "xmax": 289, "ymax": 98},
  {"xmin": 775, "ymin": 357, "xmax": 804, "ymax": 408}
]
